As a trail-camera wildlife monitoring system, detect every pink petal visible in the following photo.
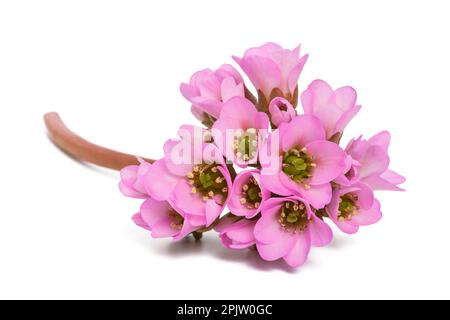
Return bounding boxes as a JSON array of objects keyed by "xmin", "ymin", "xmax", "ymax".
[
  {"xmin": 358, "ymin": 146, "xmax": 390, "ymax": 179},
  {"xmin": 281, "ymin": 115, "xmax": 326, "ymax": 151},
  {"xmin": 220, "ymin": 77, "xmax": 244, "ymax": 102},
  {"xmin": 205, "ymin": 199, "xmax": 223, "ymax": 227},
  {"xmin": 280, "ymin": 173, "xmax": 332, "ymax": 209},
  {"xmin": 254, "ymin": 199, "xmax": 286, "ymax": 244},
  {"xmin": 232, "ymin": 55, "xmax": 281, "ymax": 97},
  {"xmin": 140, "ymin": 198, "xmax": 171, "ymax": 227},
  {"xmin": 367, "ymin": 131, "xmax": 390, "ymax": 152},
  {"xmin": 151, "ymin": 218, "xmax": 179, "ymax": 238},
  {"xmin": 282, "ymin": 232, "xmax": 311, "ymax": 267},
  {"xmin": 144, "ymin": 159, "xmax": 181, "ymax": 201},
  {"xmin": 308, "ymin": 215, "xmax": 333, "ymax": 247},
  {"xmin": 352, "ymin": 199, "xmax": 382, "ymax": 226},
  {"xmin": 170, "ymin": 179, "xmax": 206, "ymax": 216},
  {"xmin": 334, "ymin": 86, "xmax": 357, "ymax": 111},
  {"xmin": 256, "ymin": 231, "xmax": 297, "ymax": 262},
  {"xmin": 301, "ymin": 79, "xmax": 333, "ymax": 114},
  {"xmin": 287, "ymin": 54, "xmax": 308, "ymax": 93},
  {"xmin": 132, "ymin": 212, "xmax": 151, "ymax": 231},
  {"xmin": 305, "ymin": 140, "xmax": 346, "ymax": 185}
]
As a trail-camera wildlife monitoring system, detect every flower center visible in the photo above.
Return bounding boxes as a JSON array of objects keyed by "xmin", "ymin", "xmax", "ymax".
[
  {"xmin": 168, "ymin": 207, "xmax": 184, "ymax": 230},
  {"xmin": 233, "ymin": 128, "xmax": 258, "ymax": 162},
  {"xmin": 187, "ymin": 163, "xmax": 228, "ymax": 202},
  {"xmin": 279, "ymin": 201, "xmax": 310, "ymax": 233},
  {"xmin": 338, "ymin": 193, "xmax": 359, "ymax": 222},
  {"xmin": 239, "ymin": 176, "xmax": 262, "ymax": 209},
  {"xmin": 282, "ymin": 148, "xmax": 316, "ymax": 185}
]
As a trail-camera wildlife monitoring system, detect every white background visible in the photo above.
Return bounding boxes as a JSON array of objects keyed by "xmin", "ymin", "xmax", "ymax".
[{"xmin": 0, "ymin": 0, "xmax": 448, "ymax": 299}]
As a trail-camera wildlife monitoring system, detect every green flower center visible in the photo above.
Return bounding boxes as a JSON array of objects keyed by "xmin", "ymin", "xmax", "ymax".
[
  {"xmin": 187, "ymin": 163, "xmax": 228, "ymax": 202},
  {"xmin": 279, "ymin": 201, "xmax": 310, "ymax": 233},
  {"xmin": 338, "ymin": 193, "xmax": 359, "ymax": 222},
  {"xmin": 282, "ymin": 148, "xmax": 316, "ymax": 185},
  {"xmin": 239, "ymin": 176, "xmax": 262, "ymax": 209},
  {"xmin": 233, "ymin": 128, "xmax": 258, "ymax": 162}
]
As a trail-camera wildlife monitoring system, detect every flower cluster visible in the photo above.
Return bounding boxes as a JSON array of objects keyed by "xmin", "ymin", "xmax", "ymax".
[{"xmin": 120, "ymin": 42, "xmax": 405, "ymax": 268}]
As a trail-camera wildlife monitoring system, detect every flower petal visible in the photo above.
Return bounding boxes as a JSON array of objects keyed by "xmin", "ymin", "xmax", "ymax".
[{"xmin": 305, "ymin": 140, "xmax": 346, "ymax": 185}]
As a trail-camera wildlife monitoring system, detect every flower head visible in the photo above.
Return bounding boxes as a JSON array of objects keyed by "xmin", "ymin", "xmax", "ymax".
[
  {"xmin": 254, "ymin": 197, "xmax": 332, "ymax": 267},
  {"xmin": 120, "ymin": 160, "xmax": 199, "ymax": 240},
  {"xmin": 326, "ymin": 183, "xmax": 382, "ymax": 234},
  {"xmin": 301, "ymin": 79, "xmax": 361, "ymax": 139},
  {"xmin": 260, "ymin": 115, "xmax": 346, "ymax": 208},
  {"xmin": 228, "ymin": 169, "xmax": 271, "ymax": 219},
  {"xmin": 180, "ymin": 64, "xmax": 244, "ymax": 125},
  {"xmin": 268, "ymin": 97, "xmax": 296, "ymax": 127},
  {"xmin": 344, "ymin": 131, "xmax": 405, "ymax": 191},
  {"xmin": 233, "ymin": 42, "xmax": 308, "ymax": 108},
  {"xmin": 144, "ymin": 131, "xmax": 232, "ymax": 229}
]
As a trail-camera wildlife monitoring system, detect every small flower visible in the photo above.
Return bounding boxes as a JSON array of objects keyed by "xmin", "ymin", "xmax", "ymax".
[
  {"xmin": 228, "ymin": 170, "xmax": 271, "ymax": 218},
  {"xmin": 254, "ymin": 197, "xmax": 333, "ymax": 267},
  {"xmin": 326, "ymin": 183, "xmax": 382, "ymax": 234},
  {"xmin": 260, "ymin": 115, "xmax": 346, "ymax": 208},
  {"xmin": 268, "ymin": 97, "xmax": 296, "ymax": 127},
  {"xmin": 345, "ymin": 131, "xmax": 405, "ymax": 191},
  {"xmin": 233, "ymin": 42, "xmax": 308, "ymax": 109},
  {"xmin": 301, "ymin": 79, "xmax": 361, "ymax": 140},
  {"xmin": 120, "ymin": 160, "xmax": 199, "ymax": 240},
  {"xmin": 215, "ymin": 215, "xmax": 256, "ymax": 249},
  {"xmin": 132, "ymin": 198, "xmax": 200, "ymax": 240},
  {"xmin": 180, "ymin": 64, "xmax": 245, "ymax": 125},
  {"xmin": 144, "ymin": 134, "xmax": 232, "ymax": 228},
  {"xmin": 212, "ymin": 96, "xmax": 269, "ymax": 167}
]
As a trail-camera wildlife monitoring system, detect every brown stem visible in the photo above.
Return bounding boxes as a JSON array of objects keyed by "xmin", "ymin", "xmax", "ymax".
[{"xmin": 43, "ymin": 112, "xmax": 154, "ymax": 171}]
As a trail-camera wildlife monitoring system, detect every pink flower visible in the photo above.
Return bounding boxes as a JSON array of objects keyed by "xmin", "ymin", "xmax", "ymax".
[
  {"xmin": 301, "ymin": 79, "xmax": 361, "ymax": 139},
  {"xmin": 119, "ymin": 160, "xmax": 199, "ymax": 240},
  {"xmin": 344, "ymin": 131, "xmax": 405, "ymax": 191},
  {"xmin": 268, "ymin": 97, "xmax": 296, "ymax": 127},
  {"xmin": 132, "ymin": 198, "xmax": 201, "ymax": 240},
  {"xmin": 228, "ymin": 170, "xmax": 271, "ymax": 219},
  {"xmin": 254, "ymin": 197, "xmax": 333, "ymax": 267},
  {"xmin": 212, "ymin": 96, "xmax": 269, "ymax": 166},
  {"xmin": 144, "ymin": 135, "xmax": 232, "ymax": 228},
  {"xmin": 326, "ymin": 183, "xmax": 382, "ymax": 234},
  {"xmin": 233, "ymin": 42, "xmax": 308, "ymax": 104},
  {"xmin": 180, "ymin": 64, "xmax": 244, "ymax": 124},
  {"xmin": 260, "ymin": 115, "xmax": 346, "ymax": 208},
  {"xmin": 215, "ymin": 215, "xmax": 256, "ymax": 249}
]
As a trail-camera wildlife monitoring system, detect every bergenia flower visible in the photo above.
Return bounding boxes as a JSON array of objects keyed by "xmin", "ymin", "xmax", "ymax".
[
  {"xmin": 132, "ymin": 198, "xmax": 201, "ymax": 240},
  {"xmin": 344, "ymin": 131, "xmax": 405, "ymax": 191},
  {"xmin": 301, "ymin": 79, "xmax": 361, "ymax": 140},
  {"xmin": 120, "ymin": 160, "xmax": 199, "ymax": 240},
  {"xmin": 233, "ymin": 42, "xmax": 308, "ymax": 108},
  {"xmin": 228, "ymin": 169, "xmax": 271, "ymax": 219},
  {"xmin": 268, "ymin": 97, "xmax": 296, "ymax": 127},
  {"xmin": 260, "ymin": 115, "xmax": 346, "ymax": 208},
  {"xmin": 327, "ymin": 183, "xmax": 382, "ymax": 234},
  {"xmin": 180, "ymin": 64, "xmax": 244, "ymax": 125},
  {"xmin": 254, "ymin": 197, "xmax": 333, "ymax": 267},
  {"xmin": 215, "ymin": 215, "xmax": 256, "ymax": 249},
  {"xmin": 144, "ymin": 135, "xmax": 232, "ymax": 228},
  {"xmin": 212, "ymin": 96, "xmax": 269, "ymax": 166}
]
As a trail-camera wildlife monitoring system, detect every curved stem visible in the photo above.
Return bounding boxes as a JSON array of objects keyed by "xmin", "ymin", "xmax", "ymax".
[{"xmin": 44, "ymin": 112, "xmax": 154, "ymax": 171}]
